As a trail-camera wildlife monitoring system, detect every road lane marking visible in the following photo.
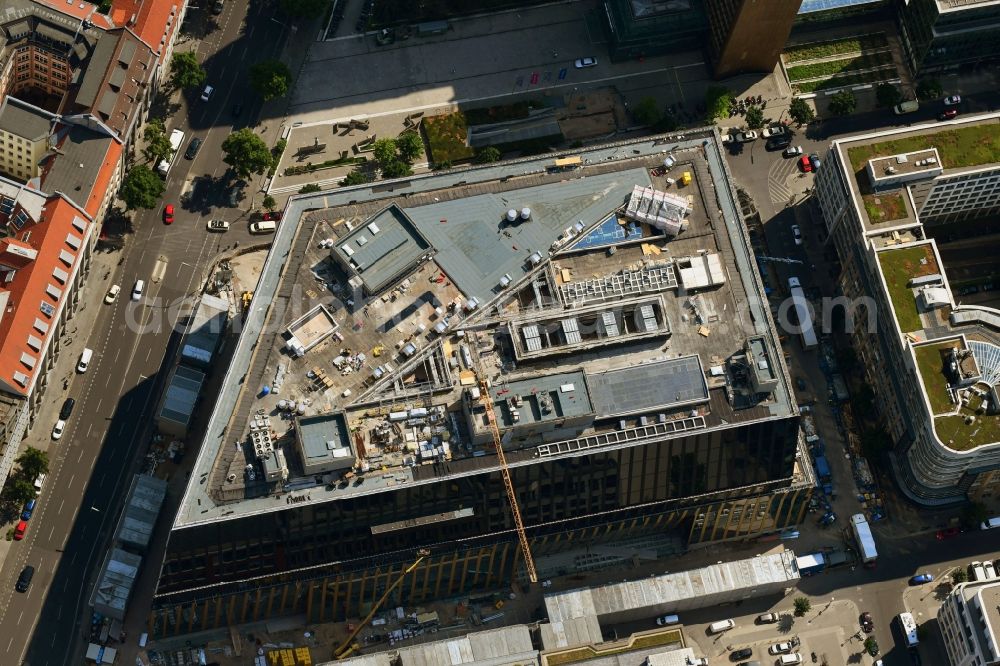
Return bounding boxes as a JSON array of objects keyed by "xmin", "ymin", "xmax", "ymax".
[
  {"xmin": 98, "ymin": 472, "xmax": 107, "ymax": 488},
  {"xmin": 68, "ymin": 473, "xmax": 76, "ymax": 485},
  {"xmin": 77, "ymin": 448, "xmax": 84, "ymax": 463},
  {"xmin": 48, "ymin": 524, "xmax": 55, "ymax": 542},
  {"xmin": 58, "ymin": 498, "xmax": 65, "ymax": 514},
  {"xmin": 16, "ymin": 611, "xmax": 22, "ymax": 626}
]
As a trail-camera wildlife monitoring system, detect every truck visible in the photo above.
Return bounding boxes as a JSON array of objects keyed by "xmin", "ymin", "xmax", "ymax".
[
  {"xmin": 795, "ymin": 552, "xmax": 827, "ymax": 576},
  {"xmin": 893, "ymin": 100, "xmax": 919, "ymax": 115},
  {"xmin": 157, "ymin": 128, "xmax": 185, "ymax": 177},
  {"xmin": 787, "ymin": 278, "xmax": 818, "ymax": 349},
  {"xmin": 851, "ymin": 513, "xmax": 878, "ymax": 567},
  {"xmin": 898, "ymin": 612, "xmax": 918, "ymax": 647}
]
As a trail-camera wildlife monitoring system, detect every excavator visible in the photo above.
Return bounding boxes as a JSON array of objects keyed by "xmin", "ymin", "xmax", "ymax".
[{"xmin": 332, "ymin": 548, "xmax": 431, "ymax": 660}]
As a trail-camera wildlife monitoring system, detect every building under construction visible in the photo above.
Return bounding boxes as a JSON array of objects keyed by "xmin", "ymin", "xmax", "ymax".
[{"xmin": 149, "ymin": 130, "xmax": 812, "ymax": 637}]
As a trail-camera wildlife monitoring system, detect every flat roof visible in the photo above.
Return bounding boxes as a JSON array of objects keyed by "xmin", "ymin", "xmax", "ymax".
[
  {"xmin": 116, "ymin": 475, "xmax": 168, "ymax": 551},
  {"xmin": 490, "ymin": 370, "xmax": 593, "ymax": 428},
  {"xmin": 587, "ymin": 356, "xmax": 708, "ymax": 419},
  {"xmin": 335, "ymin": 204, "xmax": 430, "ymax": 294},
  {"xmin": 159, "ymin": 365, "xmax": 205, "ymax": 430},
  {"xmin": 176, "ymin": 128, "xmax": 796, "ymax": 528},
  {"xmin": 0, "ymin": 96, "xmax": 54, "ymax": 140},
  {"xmin": 405, "ymin": 170, "xmax": 648, "ymax": 303},
  {"xmin": 297, "ymin": 413, "xmax": 354, "ymax": 471},
  {"xmin": 181, "ymin": 294, "xmax": 229, "ymax": 368},
  {"xmin": 544, "ymin": 549, "xmax": 799, "ymax": 625}
]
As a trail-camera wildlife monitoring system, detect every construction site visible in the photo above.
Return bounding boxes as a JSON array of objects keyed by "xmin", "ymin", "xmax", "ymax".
[{"xmin": 148, "ymin": 130, "xmax": 814, "ymax": 655}]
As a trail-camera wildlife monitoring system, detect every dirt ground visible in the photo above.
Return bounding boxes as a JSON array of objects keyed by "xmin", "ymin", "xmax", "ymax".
[{"xmin": 556, "ymin": 88, "xmax": 626, "ymax": 141}]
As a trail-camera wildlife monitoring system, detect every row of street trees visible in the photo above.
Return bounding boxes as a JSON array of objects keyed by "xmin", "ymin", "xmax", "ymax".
[
  {"xmin": 1, "ymin": 447, "xmax": 48, "ymax": 521},
  {"xmin": 169, "ymin": 52, "xmax": 293, "ymax": 101}
]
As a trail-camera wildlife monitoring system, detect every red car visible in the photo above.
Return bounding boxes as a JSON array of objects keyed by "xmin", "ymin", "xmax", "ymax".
[
  {"xmin": 937, "ymin": 526, "xmax": 960, "ymax": 540},
  {"xmin": 939, "ymin": 109, "xmax": 958, "ymax": 121},
  {"xmin": 261, "ymin": 211, "xmax": 282, "ymax": 221},
  {"xmin": 799, "ymin": 155, "xmax": 813, "ymax": 173},
  {"xmin": 163, "ymin": 204, "xmax": 174, "ymax": 225},
  {"xmin": 14, "ymin": 519, "xmax": 27, "ymax": 540}
]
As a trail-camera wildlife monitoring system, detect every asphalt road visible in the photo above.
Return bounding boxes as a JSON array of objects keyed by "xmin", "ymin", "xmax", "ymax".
[{"xmin": 0, "ymin": 1, "xmax": 287, "ymax": 664}]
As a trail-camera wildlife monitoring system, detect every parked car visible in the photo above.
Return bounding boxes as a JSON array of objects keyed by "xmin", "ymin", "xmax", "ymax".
[
  {"xmin": 163, "ymin": 203, "xmax": 174, "ymax": 225},
  {"xmin": 184, "ymin": 137, "xmax": 202, "ymax": 159},
  {"xmin": 735, "ymin": 131, "xmax": 758, "ymax": 143},
  {"xmin": 783, "ymin": 145, "xmax": 803, "ymax": 158},
  {"xmin": 761, "ymin": 125, "xmax": 787, "ymax": 138},
  {"xmin": 200, "ymin": 84, "xmax": 214, "ymax": 102},
  {"xmin": 791, "ymin": 224, "xmax": 803, "ymax": 246},
  {"xmin": 14, "ymin": 519, "xmax": 27, "ymax": 540},
  {"xmin": 574, "ymin": 57, "xmax": 597, "ymax": 68},
  {"xmin": 261, "ymin": 211, "xmax": 282, "ymax": 221},
  {"xmin": 756, "ymin": 612, "xmax": 780, "ymax": 624},
  {"xmin": 769, "ymin": 642, "xmax": 793, "ymax": 654},
  {"xmin": 15, "ymin": 565, "xmax": 34, "ymax": 592},
  {"xmin": 809, "ymin": 153, "xmax": 822, "ymax": 170},
  {"xmin": 936, "ymin": 527, "xmax": 960, "ymax": 540},
  {"xmin": 860, "ymin": 612, "xmax": 874, "ymax": 633},
  {"xmin": 131, "ymin": 279, "xmax": 145, "ymax": 301},
  {"xmin": 799, "ymin": 155, "xmax": 813, "ymax": 173},
  {"xmin": 730, "ymin": 647, "xmax": 753, "ymax": 661},
  {"xmin": 817, "ymin": 511, "xmax": 836, "ymax": 527},
  {"xmin": 655, "ymin": 614, "xmax": 679, "ymax": 626},
  {"xmin": 939, "ymin": 109, "xmax": 958, "ymax": 120},
  {"xmin": 765, "ymin": 135, "xmax": 792, "ymax": 151},
  {"xmin": 33, "ymin": 473, "xmax": 45, "ymax": 495},
  {"xmin": 104, "ymin": 284, "xmax": 120, "ymax": 304},
  {"xmin": 943, "ymin": 94, "xmax": 961, "ymax": 106},
  {"xmin": 59, "ymin": 397, "xmax": 75, "ymax": 419},
  {"xmin": 52, "ymin": 419, "xmax": 65, "ymax": 440},
  {"xmin": 909, "ymin": 573, "xmax": 934, "ymax": 585},
  {"xmin": 212, "ymin": 0, "xmax": 224, "ymax": 14},
  {"xmin": 207, "ymin": 219, "xmax": 230, "ymax": 232},
  {"xmin": 21, "ymin": 499, "xmax": 36, "ymax": 521}
]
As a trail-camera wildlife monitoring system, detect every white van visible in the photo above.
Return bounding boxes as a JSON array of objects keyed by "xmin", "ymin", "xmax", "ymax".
[
  {"xmin": 778, "ymin": 655, "xmax": 803, "ymax": 665},
  {"xmin": 971, "ymin": 561, "xmax": 987, "ymax": 581},
  {"xmin": 77, "ymin": 347, "xmax": 93, "ymax": 373},
  {"xmin": 708, "ymin": 619, "xmax": 735, "ymax": 634},
  {"xmin": 249, "ymin": 220, "xmax": 277, "ymax": 234},
  {"xmin": 985, "ymin": 560, "xmax": 997, "ymax": 579}
]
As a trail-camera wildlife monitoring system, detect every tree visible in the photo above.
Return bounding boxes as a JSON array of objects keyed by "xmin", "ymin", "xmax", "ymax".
[
  {"xmin": 793, "ymin": 597, "xmax": 811, "ymax": 616},
  {"xmin": 952, "ymin": 568, "xmax": 968, "ymax": 584},
  {"xmin": 745, "ymin": 105, "xmax": 764, "ymax": 130},
  {"xmin": 120, "ymin": 165, "xmax": 165, "ymax": 210},
  {"xmin": 789, "ymin": 98, "xmax": 815, "ymax": 126},
  {"xmin": 381, "ymin": 160, "xmax": 413, "ymax": 179},
  {"xmin": 341, "ymin": 168, "xmax": 372, "ymax": 186},
  {"xmin": 1, "ymin": 477, "xmax": 35, "ymax": 508},
  {"xmin": 170, "ymin": 51, "xmax": 206, "ymax": 90},
  {"xmin": 916, "ymin": 78, "xmax": 943, "ymax": 101},
  {"xmin": 475, "ymin": 147, "xmax": 502, "ymax": 164},
  {"xmin": 142, "ymin": 119, "xmax": 173, "ymax": 165},
  {"xmin": 371, "ymin": 138, "xmax": 398, "ymax": 167},
  {"xmin": 15, "ymin": 446, "xmax": 49, "ymax": 481},
  {"xmin": 298, "ymin": 183, "xmax": 322, "ymax": 194},
  {"xmin": 279, "ymin": 0, "xmax": 327, "ymax": 19},
  {"xmin": 222, "ymin": 129, "xmax": 274, "ymax": 179},
  {"xmin": 396, "ymin": 132, "xmax": 424, "ymax": 163},
  {"xmin": 962, "ymin": 501, "xmax": 989, "ymax": 529},
  {"xmin": 705, "ymin": 86, "xmax": 731, "ymax": 122},
  {"xmin": 249, "ymin": 59, "xmax": 293, "ymax": 101},
  {"xmin": 633, "ymin": 97, "xmax": 662, "ymax": 126},
  {"xmin": 262, "ymin": 195, "xmax": 277, "ymax": 211},
  {"xmin": 828, "ymin": 90, "xmax": 857, "ymax": 116},
  {"xmin": 876, "ymin": 83, "xmax": 902, "ymax": 108}
]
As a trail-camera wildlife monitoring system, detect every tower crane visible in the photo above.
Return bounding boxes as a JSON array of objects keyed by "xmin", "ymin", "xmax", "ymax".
[
  {"xmin": 479, "ymin": 379, "xmax": 539, "ymax": 584},
  {"xmin": 333, "ymin": 548, "xmax": 431, "ymax": 660}
]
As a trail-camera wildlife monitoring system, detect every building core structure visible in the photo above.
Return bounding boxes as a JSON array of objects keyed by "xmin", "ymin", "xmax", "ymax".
[
  {"xmin": 814, "ymin": 113, "xmax": 1000, "ymax": 505},
  {"xmin": 150, "ymin": 130, "xmax": 811, "ymax": 637}
]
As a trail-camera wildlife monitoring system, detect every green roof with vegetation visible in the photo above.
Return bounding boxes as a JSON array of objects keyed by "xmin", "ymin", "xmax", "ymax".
[
  {"xmin": 877, "ymin": 245, "xmax": 939, "ymax": 334},
  {"xmin": 914, "ymin": 341, "xmax": 961, "ymax": 415},
  {"xmin": 936, "ymin": 403, "xmax": 1000, "ymax": 451},
  {"xmin": 784, "ymin": 33, "xmax": 888, "ymax": 63},
  {"xmin": 848, "ymin": 122, "xmax": 1000, "ymax": 172},
  {"xmin": 543, "ymin": 629, "xmax": 683, "ymax": 665},
  {"xmin": 862, "ymin": 191, "xmax": 908, "ymax": 224}
]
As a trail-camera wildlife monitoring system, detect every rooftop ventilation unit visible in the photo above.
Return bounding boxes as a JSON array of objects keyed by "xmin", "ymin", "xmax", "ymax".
[
  {"xmin": 520, "ymin": 207, "xmax": 531, "ymax": 221},
  {"xmin": 506, "ymin": 209, "xmax": 518, "ymax": 223}
]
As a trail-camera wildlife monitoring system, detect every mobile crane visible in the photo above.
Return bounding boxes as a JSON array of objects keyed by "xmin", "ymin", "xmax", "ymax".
[
  {"xmin": 478, "ymin": 379, "xmax": 538, "ymax": 584},
  {"xmin": 332, "ymin": 548, "xmax": 431, "ymax": 660}
]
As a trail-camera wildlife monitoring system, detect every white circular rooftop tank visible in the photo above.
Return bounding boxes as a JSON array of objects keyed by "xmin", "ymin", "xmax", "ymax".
[
  {"xmin": 506, "ymin": 209, "xmax": 518, "ymax": 222},
  {"xmin": 520, "ymin": 207, "xmax": 531, "ymax": 220}
]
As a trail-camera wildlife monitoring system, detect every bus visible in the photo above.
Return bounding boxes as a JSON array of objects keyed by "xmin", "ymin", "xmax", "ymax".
[
  {"xmin": 898, "ymin": 612, "xmax": 918, "ymax": 647},
  {"xmin": 157, "ymin": 128, "xmax": 185, "ymax": 177},
  {"xmin": 787, "ymin": 277, "xmax": 818, "ymax": 349}
]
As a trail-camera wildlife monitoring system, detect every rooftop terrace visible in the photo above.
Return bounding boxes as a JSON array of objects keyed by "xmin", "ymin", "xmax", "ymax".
[{"xmin": 176, "ymin": 129, "xmax": 795, "ymax": 527}]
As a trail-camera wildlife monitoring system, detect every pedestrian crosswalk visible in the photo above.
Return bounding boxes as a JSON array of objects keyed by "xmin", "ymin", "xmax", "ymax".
[{"xmin": 768, "ymin": 157, "xmax": 804, "ymax": 206}]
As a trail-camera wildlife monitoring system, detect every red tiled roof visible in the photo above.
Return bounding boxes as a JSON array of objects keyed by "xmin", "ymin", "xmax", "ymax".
[
  {"xmin": 85, "ymin": 140, "xmax": 122, "ymax": 219},
  {"xmin": 32, "ymin": 0, "xmax": 116, "ymax": 29},
  {"xmin": 0, "ymin": 195, "xmax": 90, "ymax": 396},
  {"xmin": 109, "ymin": 0, "xmax": 181, "ymax": 63}
]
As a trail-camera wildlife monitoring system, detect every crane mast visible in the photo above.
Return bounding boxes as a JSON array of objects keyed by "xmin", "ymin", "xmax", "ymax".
[{"xmin": 479, "ymin": 379, "xmax": 538, "ymax": 583}]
